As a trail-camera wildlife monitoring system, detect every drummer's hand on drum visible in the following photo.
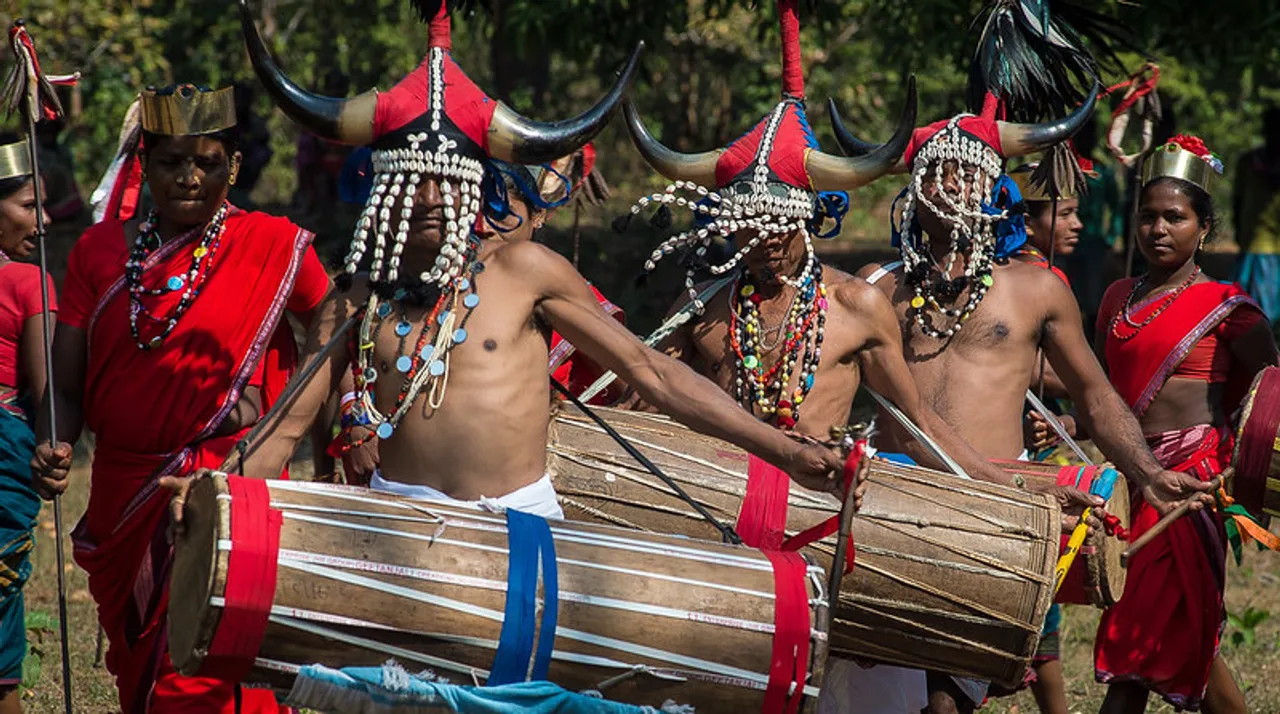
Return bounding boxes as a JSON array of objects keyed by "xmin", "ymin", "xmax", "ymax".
[
  {"xmin": 787, "ymin": 443, "xmax": 865, "ymax": 509},
  {"xmin": 1142, "ymin": 469, "xmax": 1216, "ymax": 515},
  {"xmin": 1048, "ymin": 486, "xmax": 1105, "ymax": 535},
  {"xmin": 160, "ymin": 469, "xmax": 209, "ymax": 536},
  {"xmin": 30, "ymin": 440, "xmax": 74, "ymax": 500}
]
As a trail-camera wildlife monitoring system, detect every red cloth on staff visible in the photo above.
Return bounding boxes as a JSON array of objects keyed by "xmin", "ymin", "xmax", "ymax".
[
  {"xmin": 1092, "ymin": 279, "xmax": 1256, "ymax": 710},
  {"xmin": 548, "ymin": 283, "xmax": 625, "ymax": 404},
  {"xmin": 61, "ymin": 208, "xmax": 329, "ymax": 714}
]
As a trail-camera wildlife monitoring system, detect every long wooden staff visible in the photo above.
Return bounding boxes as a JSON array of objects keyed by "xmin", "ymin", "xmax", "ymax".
[
  {"xmin": 1120, "ymin": 471, "xmax": 1227, "ymax": 567},
  {"xmin": 4, "ymin": 20, "xmax": 79, "ymax": 713}
]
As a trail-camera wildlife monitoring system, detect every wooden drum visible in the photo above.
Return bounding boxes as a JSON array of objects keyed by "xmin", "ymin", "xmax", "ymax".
[
  {"xmin": 994, "ymin": 461, "xmax": 1129, "ymax": 607},
  {"xmin": 169, "ymin": 474, "xmax": 829, "ymax": 711},
  {"xmin": 547, "ymin": 406, "xmax": 1061, "ymax": 687},
  {"xmin": 1232, "ymin": 366, "xmax": 1280, "ymax": 521}
]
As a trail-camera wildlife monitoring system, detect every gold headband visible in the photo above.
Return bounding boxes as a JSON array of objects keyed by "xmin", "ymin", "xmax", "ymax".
[
  {"xmin": 1142, "ymin": 143, "xmax": 1221, "ymax": 195},
  {"xmin": 140, "ymin": 84, "xmax": 236, "ymax": 136},
  {"xmin": 1009, "ymin": 162, "xmax": 1079, "ymax": 202},
  {"xmin": 0, "ymin": 141, "xmax": 33, "ymax": 182}
]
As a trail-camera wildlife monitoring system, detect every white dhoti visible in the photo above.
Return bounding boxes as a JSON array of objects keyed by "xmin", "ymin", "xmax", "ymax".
[
  {"xmin": 369, "ymin": 471, "xmax": 565, "ymax": 520},
  {"xmin": 819, "ymin": 659, "xmax": 929, "ymax": 714}
]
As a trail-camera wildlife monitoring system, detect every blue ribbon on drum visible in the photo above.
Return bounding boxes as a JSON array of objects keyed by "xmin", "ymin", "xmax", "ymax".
[
  {"xmin": 490, "ymin": 508, "xmax": 560, "ymax": 685},
  {"xmin": 286, "ymin": 661, "xmax": 688, "ymax": 714},
  {"xmin": 1071, "ymin": 465, "xmax": 1120, "ymax": 503}
]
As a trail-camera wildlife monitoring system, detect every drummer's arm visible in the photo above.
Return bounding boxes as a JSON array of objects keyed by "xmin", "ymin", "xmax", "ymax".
[
  {"xmin": 619, "ymin": 291, "xmax": 700, "ymax": 412},
  {"xmin": 1041, "ymin": 274, "xmax": 1214, "ymax": 514},
  {"xmin": 847, "ymin": 281, "xmax": 1012, "ymax": 486},
  {"xmin": 238, "ymin": 288, "xmax": 354, "ymax": 480},
  {"xmin": 527, "ymin": 244, "xmax": 845, "ymax": 493}
]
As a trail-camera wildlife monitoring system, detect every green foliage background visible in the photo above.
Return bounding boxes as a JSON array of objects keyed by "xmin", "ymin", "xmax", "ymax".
[
  {"xmin": 5, "ymin": 0, "xmax": 1279, "ymax": 204},
  {"xmin": 3, "ymin": 0, "xmax": 1279, "ymax": 323}
]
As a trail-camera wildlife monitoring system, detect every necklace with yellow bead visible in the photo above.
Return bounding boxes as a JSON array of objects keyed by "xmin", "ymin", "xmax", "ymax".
[{"xmin": 729, "ymin": 253, "xmax": 826, "ymax": 430}]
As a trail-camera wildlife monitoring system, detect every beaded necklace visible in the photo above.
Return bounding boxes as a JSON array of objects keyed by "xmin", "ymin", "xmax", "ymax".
[
  {"xmin": 1109, "ymin": 265, "xmax": 1202, "ymax": 341},
  {"xmin": 349, "ymin": 239, "xmax": 483, "ymax": 440},
  {"xmin": 729, "ymin": 253, "xmax": 826, "ymax": 430},
  {"xmin": 125, "ymin": 203, "xmax": 229, "ymax": 350}
]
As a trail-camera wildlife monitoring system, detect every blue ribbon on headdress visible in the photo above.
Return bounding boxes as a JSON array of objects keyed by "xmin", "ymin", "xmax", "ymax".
[
  {"xmin": 338, "ymin": 147, "xmax": 375, "ymax": 205},
  {"xmin": 810, "ymin": 190, "xmax": 848, "ymax": 238},
  {"xmin": 481, "ymin": 160, "xmax": 572, "ymax": 234},
  {"xmin": 891, "ymin": 174, "xmax": 1027, "ymax": 258}
]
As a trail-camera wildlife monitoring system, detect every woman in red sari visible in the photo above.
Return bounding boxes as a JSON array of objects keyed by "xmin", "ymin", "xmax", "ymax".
[
  {"xmin": 1070, "ymin": 136, "xmax": 1277, "ymax": 713},
  {"xmin": 29, "ymin": 85, "xmax": 331, "ymax": 714}
]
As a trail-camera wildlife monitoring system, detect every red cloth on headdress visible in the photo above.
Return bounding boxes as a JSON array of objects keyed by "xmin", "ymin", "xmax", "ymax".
[
  {"xmin": 62, "ymin": 210, "xmax": 329, "ymax": 713},
  {"xmin": 372, "ymin": 53, "xmax": 496, "ymax": 150},
  {"xmin": 714, "ymin": 105, "xmax": 815, "ymax": 190},
  {"xmin": 370, "ymin": 0, "xmax": 497, "ymax": 154},
  {"xmin": 1168, "ymin": 134, "xmax": 1212, "ymax": 160},
  {"xmin": 778, "ymin": 0, "xmax": 803, "ymax": 99},
  {"xmin": 904, "ymin": 115, "xmax": 1006, "ymax": 169}
]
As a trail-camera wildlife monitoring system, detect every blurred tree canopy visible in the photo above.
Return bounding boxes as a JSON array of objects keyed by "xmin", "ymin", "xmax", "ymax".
[{"xmin": 3, "ymin": 0, "xmax": 1278, "ymax": 238}]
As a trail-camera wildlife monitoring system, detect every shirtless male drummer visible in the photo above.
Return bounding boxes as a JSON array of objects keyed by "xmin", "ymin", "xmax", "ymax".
[
  {"xmin": 831, "ymin": 91, "xmax": 1216, "ymax": 714},
  {"xmin": 160, "ymin": 2, "xmax": 862, "ymax": 520},
  {"xmin": 615, "ymin": 5, "xmax": 1105, "ymax": 712}
]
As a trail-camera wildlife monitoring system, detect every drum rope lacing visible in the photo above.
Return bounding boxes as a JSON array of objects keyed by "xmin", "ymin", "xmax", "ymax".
[
  {"xmin": 221, "ymin": 481, "xmax": 826, "ymax": 697},
  {"xmin": 551, "ymin": 377, "xmax": 744, "ymax": 545}
]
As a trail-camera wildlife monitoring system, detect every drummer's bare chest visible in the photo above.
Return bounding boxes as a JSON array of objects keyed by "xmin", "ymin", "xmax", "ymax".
[
  {"xmin": 361, "ymin": 292, "xmax": 545, "ymax": 398},
  {"xmin": 879, "ymin": 277, "xmax": 1041, "ymax": 367}
]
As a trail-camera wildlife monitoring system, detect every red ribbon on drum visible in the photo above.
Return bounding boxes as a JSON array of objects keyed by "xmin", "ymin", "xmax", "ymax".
[
  {"xmin": 737, "ymin": 442, "xmax": 863, "ymax": 574},
  {"xmin": 780, "ymin": 443, "xmax": 864, "ymax": 574},
  {"xmin": 763, "ymin": 550, "xmax": 812, "ymax": 714},
  {"xmin": 202, "ymin": 477, "xmax": 283, "ymax": 682},
  {"xmin": 739, "ymin": 443, "xmax": 866, "ymax": 710}
]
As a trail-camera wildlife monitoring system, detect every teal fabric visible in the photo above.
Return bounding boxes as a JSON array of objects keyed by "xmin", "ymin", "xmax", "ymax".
[
  {"xmin": 0, "ymin": 404, "xmax": 38, "ymax": 684},
  {"xmin": 288, "ymin": 663, "xmax": 689, "ymax": 714}
]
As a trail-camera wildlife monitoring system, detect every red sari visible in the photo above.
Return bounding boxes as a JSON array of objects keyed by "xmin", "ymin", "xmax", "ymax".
[
  {"xmin": 1093, "ymin": 279, "xmax": 1261, "ymax": 710},
  {"xmin": 60, "ymin": 208, "xmax": 329, "ymax": 713}
]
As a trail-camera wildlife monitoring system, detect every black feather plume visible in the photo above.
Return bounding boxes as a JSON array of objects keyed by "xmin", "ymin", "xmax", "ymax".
[{"xmin": 966, "ymin": 0, "xmax": 1138, "ymax": 122}]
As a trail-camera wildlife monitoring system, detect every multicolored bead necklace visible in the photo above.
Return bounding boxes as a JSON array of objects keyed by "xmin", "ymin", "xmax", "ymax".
[
  {"xmin": 348, "ymin": 238, "xmax": 483, "ymax": 440},
  {"xmin": 729, "ymin": 253, "xmax": 826, "ymax": 430},
  {"xmin": 125, "ymin": 203, "xmax": 229, "ymax": 350},
  {"xmin": 1109, "ymin": 265, "xmax": 1202, "ymax": 341}
]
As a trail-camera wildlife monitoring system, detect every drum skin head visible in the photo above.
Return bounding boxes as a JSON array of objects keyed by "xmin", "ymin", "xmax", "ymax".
[{"xmin": 168, "ymin": 474, "xmax": 231, "ymax": 676}]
